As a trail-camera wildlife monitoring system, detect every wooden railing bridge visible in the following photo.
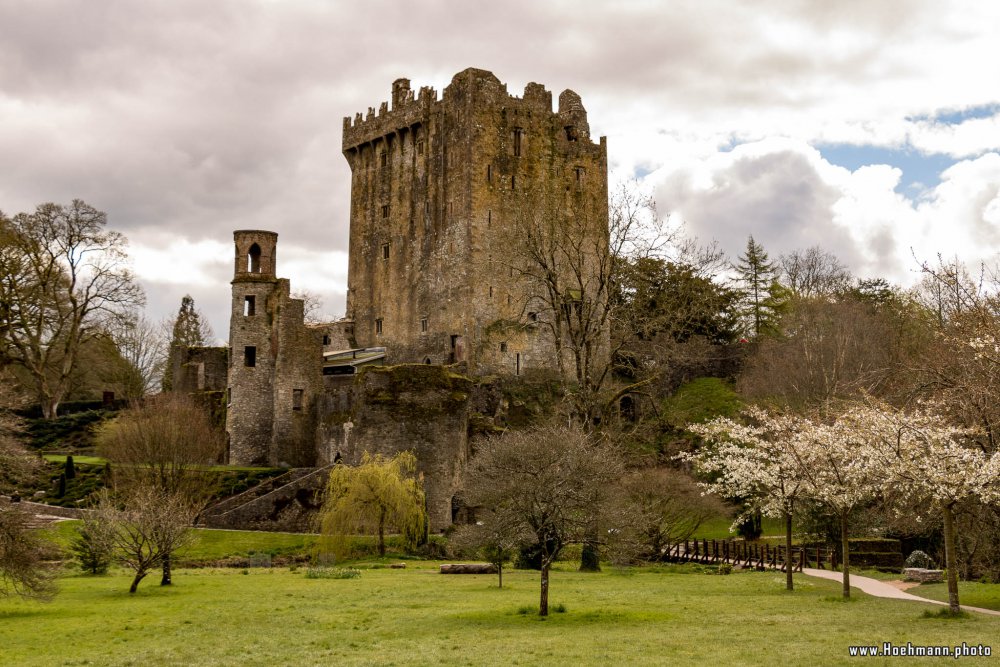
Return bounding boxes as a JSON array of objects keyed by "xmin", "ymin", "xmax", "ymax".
[{"xmin": 664, "ymin": 539, "xmax": 839, "ymax": 572}]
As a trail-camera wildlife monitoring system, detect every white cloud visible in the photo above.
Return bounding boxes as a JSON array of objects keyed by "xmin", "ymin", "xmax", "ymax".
[{"xmin": 3, "ymin": 0, "xmax": 1000, "ymax": 333}]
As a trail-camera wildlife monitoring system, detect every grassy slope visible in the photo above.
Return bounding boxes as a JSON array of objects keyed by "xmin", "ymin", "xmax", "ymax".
[{"xmin": 2, "ymin": 564, "xmax": 997, "ymax": 666}]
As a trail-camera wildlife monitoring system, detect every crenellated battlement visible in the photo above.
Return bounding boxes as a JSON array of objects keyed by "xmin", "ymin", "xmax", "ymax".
[
  {"xmin": 342, "ymin": 79, "xmax": 438, "ymax": 150},
  {"xmin": 343, "ymin": 68, "xmax": 597, "ymax": 152}
]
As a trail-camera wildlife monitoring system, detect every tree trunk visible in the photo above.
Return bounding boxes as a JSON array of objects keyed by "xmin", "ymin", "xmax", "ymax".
[
  {"xmin": 129, "ymin": 571, "xmax": 147, "ymax": 594},
  {"xmin": 539, "ymin": 562, "xmax": 550, "ymax": 616},
  {"xmin": 41, "ymin": 396, "xmax": 60, "ymax": 420},
  {"xmin": 377, "ymin": 509, "xmax": 386, "ymax": 557},
  {"xmin": 498, "ymin": 563, "xmax": 503, "ymax": 589},
  {"xmin": 942, "ymin": 503, "xmax": 961, "ymax": 614},
  {"xmin": 784, "ymin": 510, "xmax": 793, "ymax": 591},
  {"xmin": 161, "ymin": 553, "xmax": 172, "ymax": 586},
  {"xmin": 579, "ymin": 541, "xmax": 601, "ymax": 572},
  {"xmin": 840, "ymin": 511, "xmax": 850, "ymax": 599}
]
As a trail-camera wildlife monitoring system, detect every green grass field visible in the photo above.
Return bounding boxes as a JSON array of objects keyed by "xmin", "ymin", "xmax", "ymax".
[
  {"xmin": 911, "ymin": 581, "xmax": 1000, "ymax": 612},
  {"xmin": 3, "ymin": 558, "xmax": 999, "ymax": 666}
]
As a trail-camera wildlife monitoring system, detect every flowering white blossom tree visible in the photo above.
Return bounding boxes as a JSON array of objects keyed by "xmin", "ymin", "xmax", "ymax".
[
  {"xmin": 784, "ymin": 418, "xmax": 883, "ymax": 599},
  {"xmin": 685, "ymin": 408, "xmax": 808, "ymax": 591},
  {"xmin": 842, "ymin": 403, "xmax": 1000, "ymax": 613}
]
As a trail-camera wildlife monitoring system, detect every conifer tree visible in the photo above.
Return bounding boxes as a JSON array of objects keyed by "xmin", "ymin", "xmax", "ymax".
[
  {"xmin": 161, "ymin": 295, "xmax": 212, "ymax": 391},
  {"xmin": 734, "ymin": 236, "xmax": 786, "ymax": 338}
]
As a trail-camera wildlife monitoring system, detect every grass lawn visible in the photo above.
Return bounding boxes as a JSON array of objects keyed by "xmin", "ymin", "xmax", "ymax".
[
  {"xmin": 42, "ymin": 454, "xmax": 108, "ymax": 465},
  {"xmin": 691, "ymin": 515, "xmax": 784, "ymax": 540},
  {"xmin": 45, "ymin": 522, "xmax": 319, "ymax": 563},
  {"xmin": 2, "ymin": 563, "xmax": 998, "ymax": 666},
  {"xmin": 910, "ymin": 581, "xmax": 1000, "ymax": 612}
]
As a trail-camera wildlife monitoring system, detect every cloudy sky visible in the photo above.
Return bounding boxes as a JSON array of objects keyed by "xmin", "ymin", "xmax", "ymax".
[{"xmin": 3, "ymin": 0, "xmax": 1000, "ymax": 338}]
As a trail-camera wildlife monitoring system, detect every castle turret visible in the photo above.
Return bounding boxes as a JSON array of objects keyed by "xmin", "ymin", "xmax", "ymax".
[
  {"xmin": 226, "ymin": 230, "xmax": 324, "ymax": 468},
  {"xmin": 227, "ymin": 230, "xmax": 279, "ymax": 465}
]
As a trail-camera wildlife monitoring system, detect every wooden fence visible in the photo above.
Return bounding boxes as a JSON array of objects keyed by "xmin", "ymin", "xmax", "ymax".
[{"xmin": 663, "ymin": 539, "xmax": 838, "ymax": 572}]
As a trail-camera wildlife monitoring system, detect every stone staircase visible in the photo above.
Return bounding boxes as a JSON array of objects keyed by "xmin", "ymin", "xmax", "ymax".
[{"xmin": 198, "ymin": 465, "xmax": 332, "ymax": 532}]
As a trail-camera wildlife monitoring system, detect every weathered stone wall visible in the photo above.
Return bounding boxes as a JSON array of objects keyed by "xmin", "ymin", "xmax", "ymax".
[
  {"xmin": 167, "ymin": 346, "xmax": 228, "ymax": 394},
  {"xmin": 322, "ymin": 364, "xmax": 473, "ymax": 531},
  {"xmin": 226, "ymin": 230, "xmax": 323, "ymax": 468},
  {"xmin": 270, "ymin": 280, "xmax": 323, "ymax": 468},
  {"xmin": 343, "ymin": 68, "xmax": 609, "ymax": 377}
]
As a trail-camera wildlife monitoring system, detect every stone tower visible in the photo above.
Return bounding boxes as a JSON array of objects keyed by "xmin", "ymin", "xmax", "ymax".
[
  {"xmin": 342, "ymin": 68, "xmax": 608, "ymax": 374},
  {"xmin": 226, "ymin": 230, "xmax": 322, "ymax": 467}
]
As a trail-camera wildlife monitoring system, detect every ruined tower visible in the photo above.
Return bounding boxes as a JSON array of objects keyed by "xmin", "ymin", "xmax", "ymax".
[
  {"xmin": 342, "ymin": 68, "xmax": 609, "ymax": 374},
  {"xmin": 226, "ymin": 230, "xmax": 322, "ymax": 467}
]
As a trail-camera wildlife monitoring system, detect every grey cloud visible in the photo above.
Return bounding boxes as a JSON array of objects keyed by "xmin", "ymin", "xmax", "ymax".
[
  {"xmin": 657, "ymin": 150, "xmax": 863, "ymax": 270},
  {"xmin": 0, "ymin": 0, "xmax": 988, "ymax": 331}
]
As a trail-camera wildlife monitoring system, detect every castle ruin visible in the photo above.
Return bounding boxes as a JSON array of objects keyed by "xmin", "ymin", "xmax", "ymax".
[{"xmin": 219, "ymin": 68, "xmax": 609, "ymax": 530}]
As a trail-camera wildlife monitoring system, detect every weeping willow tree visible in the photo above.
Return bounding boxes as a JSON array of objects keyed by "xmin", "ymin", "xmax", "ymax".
[{"xmin": 319, "ymin": 451, "xmax": 426, "ymax": 560}]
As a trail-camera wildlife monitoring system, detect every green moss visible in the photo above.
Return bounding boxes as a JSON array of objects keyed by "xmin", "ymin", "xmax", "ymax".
[
  {"xmin": 661, "ymin": 377, "xmax": 742, "ymax": 429},
  {"xmin": 358, "ymin": 364, "xmax": 474, "ymax": 419}
]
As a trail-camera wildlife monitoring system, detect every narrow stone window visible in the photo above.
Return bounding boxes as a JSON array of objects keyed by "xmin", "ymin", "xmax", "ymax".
[
  {"xmin": 527, "ymin": 312, "xmax": 538, "ymax": 322},
  {"xmin": 244, "ymin": 295, "xmax": 255, "ymax": 316},
  {"xmin": 293, "ymin": 389, "xmax": 303, "ymax": 411},
  {"xmin": 248, "ymin": 243, "xmax": 261, "ymax": 273},
  {"xmin": 487, "ymin": 209, "xmax": 491, "ymax": 227},
  {"xmin": 417, "ymin": 140, "xmax": 424, "ymax": 155},
  {"xmin": 424, "ymin": 357, "xmax": 432, "ymax": 364},
  {"xmin": 511, "ymin": 175, "xmax": 516, "ymax": 190},
  {"xmin": 381, "ymin": 204, "xmax": 390, "ymax": 218},
  {"xmin": 420, "ymin": 318, "xmax": 428, "ymax": 333},
  {"xmin": 487, "ymin": 164, "xmax": 492, "ymax": 182},
  {"xmin": 500, "ymin": 342, "xmax": 507, "ymax": 353},
  {"xmin": 489, "ymin": 286, "xmax": 493, "ymax": 298},
  {"xmin": 575, "ymin": 166, "xmax": 586, "ymax": 182},
  {"xmin": 380, "ymin": 151, "xmax": 387, "ymax": 168},
  {"xmin": 375, "ymin": 318, "xmax": 383, "ymax": 335},
  {"xmin": 512, "ymin": 128, "xmax": 525, "ymax": 156},
  {"xmin": 244, "ymin": 346, "xmax": 256, "ymax": 367},
  {"xmin": 382, "ymin": 243, "xmax": 390, "ymax": 260},
  {"xmin": 507, "ymin": 294, "xmax": 512, "ymax": 306},
  {"xmin": 515, "ymin": 352, "xmax": 521, "ymax": 375},
  {"xmin": 322, "ymin": 334, "xmax": 330, "ymax": 346},
  {"xmin": 424, "ymin": 201, "xmax": 430, "ymax": 214}
]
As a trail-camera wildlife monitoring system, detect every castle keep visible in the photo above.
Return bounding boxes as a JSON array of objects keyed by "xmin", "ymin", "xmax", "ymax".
[
  {"xmin": 221, "ymin": 69, "xmax": 609, "ymax": 530},
  {"xmin": 343, "ymin": 67, "xmax": 608, "ymax": 373}
]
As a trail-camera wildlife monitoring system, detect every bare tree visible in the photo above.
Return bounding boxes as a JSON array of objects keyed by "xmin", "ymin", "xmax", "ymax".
[
  {"xmin": 779, "ymin": 246, "xmax": 852, "ymax": 299},
  {"xmin": 98, "ymin": 394, "xmax": 224, "ymax": 584},
  {"xmin": 449, "ymin": 510, "xmax": 523, "ymax": 588},
  {"xmin": 738, "ymin": 298, "xmax": 897, "ymax": 411},
  {"xmin": 291, "ymin": 289, "xmax": 328, "ymax": 325},
  {"xmin": 104, "ymin": 314, "xmax": 165, "ymax": 399},
  {"xmin": 0, "ymin": 201, "xmax": 144, "ymax": 417},
  {"xmin": 498, "ymin": 180, "xmax": 715, "ymax": 423},
  {"xmin": 93, "ymin": 486, "xmax": 194, "ymax": 594},
  {"xmin": 616, "ymin": 468, "xmax": 731, "ymax": 564},
  {"xmin": 463, "ymin": 423, "xmax": 624, "ymax": 615},
  {"xmin": 0, "ymin": 504, "xmax": 58, "ymax": 600},
  {"xmin": 0, "ymin": 370, "xmax": 40, "ymax": 493}
]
